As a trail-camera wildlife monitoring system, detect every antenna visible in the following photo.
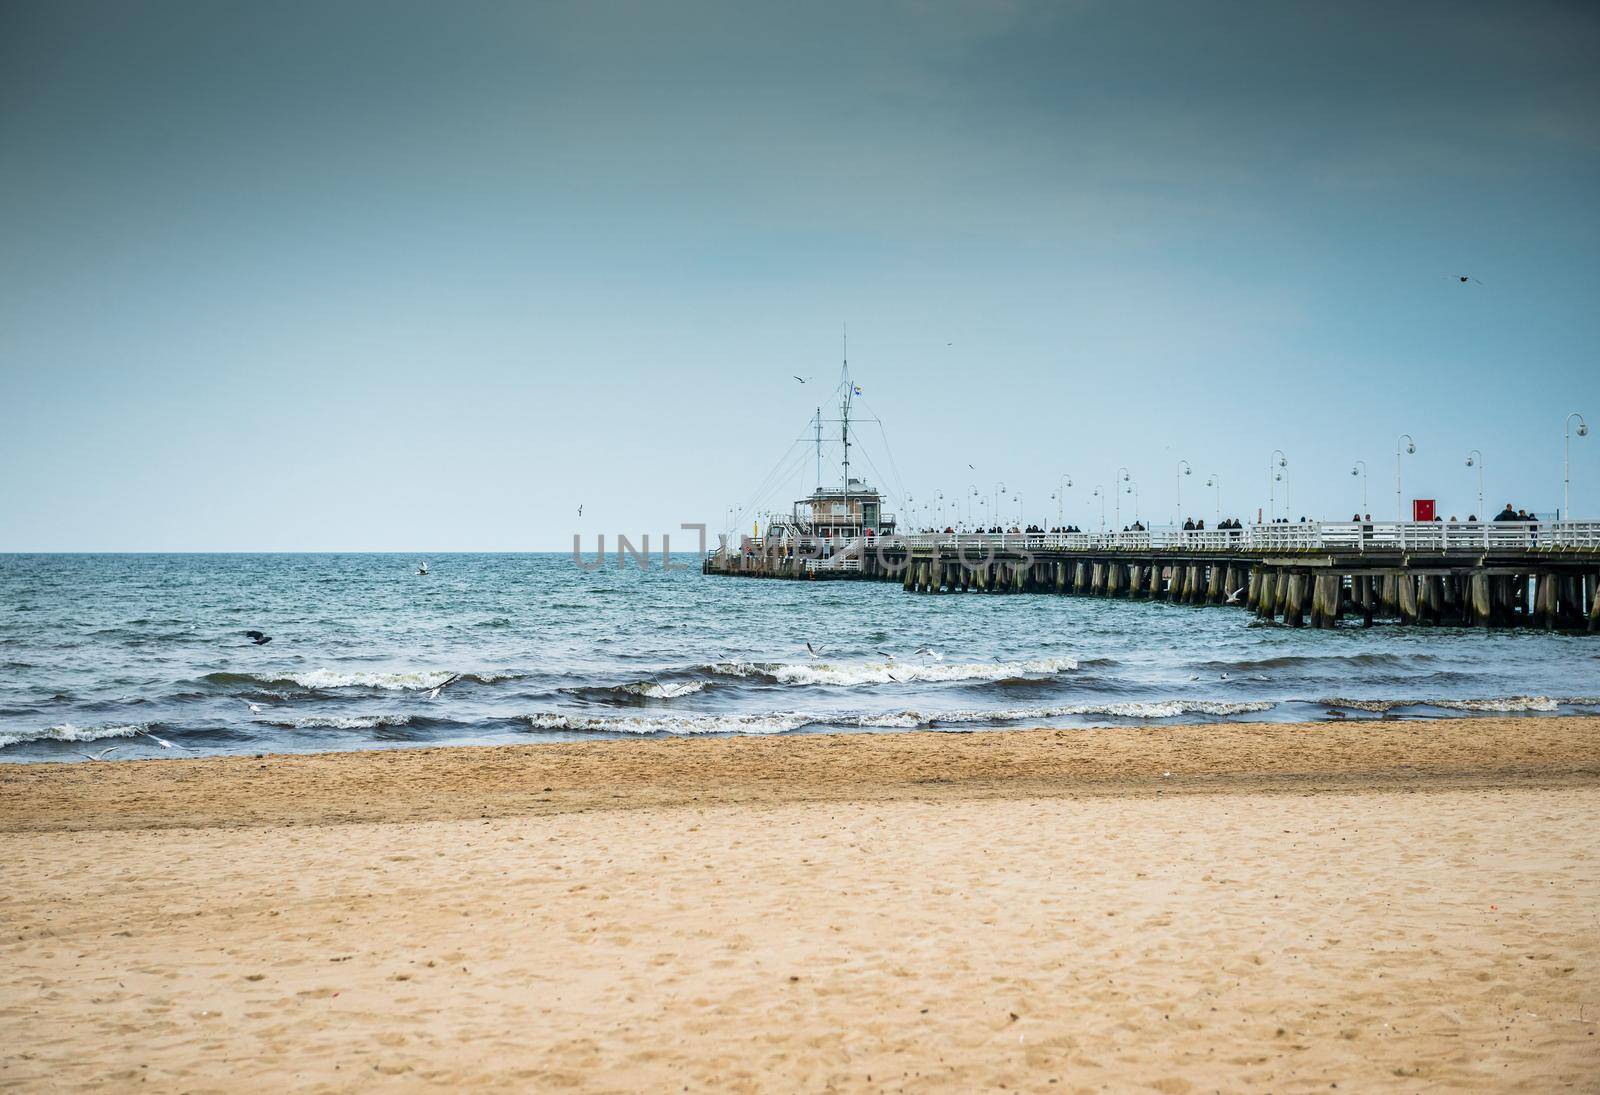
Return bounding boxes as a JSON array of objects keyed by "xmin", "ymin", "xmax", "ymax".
[
  {"xmin": 841, "ymin": 324, "xmax": 852, "ymax": 530},
  {"xmin": 813, "ymin": 407, "xmax": 823, "ymax": 492}
]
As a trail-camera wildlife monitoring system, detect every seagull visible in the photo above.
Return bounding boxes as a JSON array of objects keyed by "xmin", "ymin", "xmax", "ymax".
[
  {"xmin": 577, "ymin": 505, "xmax": 583, "ymax": 517},
  {"xmin": 1224, "ymin": 587, "xmax": 1246, "ymax": 605},
  {"xmin": 1220, "ymin": 672, "xmax": 1230, "ymax": 681},
  {"xmin": 427, "ymin": 673, "xmax": 463, "ymax": 700},
  {"xmin": 74, "ymin": 747, "xmax": 118, "ymax": 762},
  {"xmin": 244, "ymin": 630, "xmax": 272, "ymax": 646},
  {"xmin": 792, "ymin": 376, "xmax": 809, "ymax": 384},
  {"xmin": 1189, "ymin": 674, "xmax": 1201, "ymax": 681},
  {"xmin": 805, "ymin": 642, "xmax": 823, "ymax": 659},
  {"xmin": 141, "ymin": 730, "xmax": 183, "ymax": 750},
  {"xmin": 967, "ymin": 464, "xmax": 975, "ymax": 470},
  {"xmin": 1454, "ymin": 275, "xmax": 1482, "ymax": 284},
  {"xmin": 877, "ymin": 650, "xmax": 895, "ymax": 661},
  {"xmin": 241, "ymin": 698, "xmax": 267, "ymax": 714},
  {"xmin": 417, "ymin": 561, "xmax": 429, "ymax": 576}
]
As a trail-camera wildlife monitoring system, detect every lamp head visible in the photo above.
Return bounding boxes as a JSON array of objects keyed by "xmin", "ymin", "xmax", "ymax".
[
  {"xmin": 1580, "ymin": 423, "xmax": 1591, "ymax": 438},
  {"xmin": 1406, "ymin": 441, "xmax": 1416, "ymax": 454},
  {"xmin": 1465, "ymin": 456, "xmax": 1474, "ymax": 467},
  {"xmin": 1350, "ymin": 467, "xmax": 1358, "ymax": 476}
]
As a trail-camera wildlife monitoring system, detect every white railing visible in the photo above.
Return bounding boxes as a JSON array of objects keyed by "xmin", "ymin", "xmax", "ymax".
[{"xmin": 737, "ymin": 521, "xmax": 1600, "ymax": 557}]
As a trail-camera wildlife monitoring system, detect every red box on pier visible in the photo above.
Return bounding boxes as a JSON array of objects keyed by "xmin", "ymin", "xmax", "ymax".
[{"xmin": 1412, "ymin": 499, "xmax": 1436, "ymax": 521}]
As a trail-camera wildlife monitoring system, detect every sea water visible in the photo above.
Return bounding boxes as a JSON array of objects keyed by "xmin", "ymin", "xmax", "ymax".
[{"xmin": 1, "ymin": 552, "xmax": 1596, "ymax": 761}]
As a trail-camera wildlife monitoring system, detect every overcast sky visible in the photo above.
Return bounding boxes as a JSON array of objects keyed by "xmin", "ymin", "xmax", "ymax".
[{"xmin": 3, "ymin": 0, "xmax": 1597, "ymax": 549}]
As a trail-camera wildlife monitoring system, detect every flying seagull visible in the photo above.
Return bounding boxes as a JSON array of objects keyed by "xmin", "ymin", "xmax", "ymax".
[
  {"xmin": 141, "ymin": 730, "xmax": 182, "ymax": 750},
  {"xmin": 877, "ymin": 650, "xmax": 895, "ymax": 661},
  {"xmin": 967, "ymin": 463, "xmax": 975, "ymax": 470},
  {"xmin": 792, "ymin": 375, "xmax": 809, "ymax": 384},
  {"xmin": 74, "ymin": 747, "xmax": 118, "ymax": 762},
  {"xmin": 1224, "ymin": 587, "xmax": 1246, "ymax": 605},
  {"xmin": 578, "ymin": 505, "xmax": 583, "ymax": 517},
  {"xmin": 417, "ymin": 561, "xmax": 429, "ymax": 576},
  {"xmin": 1454, "ymin": 275, "xmax": 1482, "ymax": 284},
  {"xmin": 427, "ymin": 673, "xmax": 463, "ymax": 701},
  {"xmin": 805, "ymin": 641, "xmax": 823, "ymax": 659},
  {"xmin": 244, "ymin": 630, "xmax": 272, "ymax": 646}
]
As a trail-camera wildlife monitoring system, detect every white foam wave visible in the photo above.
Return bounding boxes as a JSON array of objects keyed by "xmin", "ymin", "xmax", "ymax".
[
  {"xmin": 521, "ymin": 699, "xmax": 1274, "ymax": 737},
  {"xmin": 618, "ymin": 680, "xmax": 707, "ymax": 699},
  {"xmin": 707, "ymin": 656, "xmax": 1080, "ymax": 687},
  {"xmin": 0, "ymin": 723, "xmax": 149, "ymax": 749},
  {"xmin": 925, "ymin": 700, "xmax": 1277, "ymax": 723},
  {"xmin": 264, "ymin": 714, "xmax": 415, "ymax": 730},
  {"xmin": 1432, "ymin": 696, "xmax": 1559, "ymax": 713},
  {"xmin": 524, "ymin": 711, "xmax": 814, "ymax": 736},
  {"xmin": 1319, "ymin": 695, "xmax": 1566, "ymax": 714},
  {"xmin": 281, "ymin": 670, "xmax": 458, "ymax": 691}
]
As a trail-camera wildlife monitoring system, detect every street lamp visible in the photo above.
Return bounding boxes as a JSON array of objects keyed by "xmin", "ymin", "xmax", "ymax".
[
  {"xmin": 1011, "ymin": 494, "xmax": 1021, "ymax": 527},
  {"xmin": 1176, "ymin": 459, "xmax": 1192, "ymax": 524},
  {"xmin": 1051, "ymin": 473, "xmax": 1073, "ymax": 528},
  {"xmin": 1465, "ymin": 451, "xmax": 1483, "ymax": 520},
  {"xmin": 1204, "ymin": 475, "xmax": 1221, "ymax": 524},
  {"xmin": 1115, "ymin": 467, "xmax": 1130, "ymax": 529},
  {"xmin": 1269, "ymin": 450, "xmax": 1287, "ymax": 522},
  {"xmin": 1395, "ymin": 434, "xmax": 1416, "ymax": 521},
  {"xmin": 967, "ymin": 484, "xmax": 980, "ymax": 525},
  {"xmin": 1351, "ymin": 460, "xmax": 1367, "ymax": 513},
  {"xmin": 1092, "ymin": 485, "xmax": 1106, "ymax": 532},
  {"xmin": 1126, "ymin": 480, "xmax": 1140, "ymax": 526},
  {"xmin": 1565, "ymin": 413, "xmax": 1588, "ymax": 520},
  {"xmin": 992, "ymin": 481, "xmax": 1006, "ymax": 527}
]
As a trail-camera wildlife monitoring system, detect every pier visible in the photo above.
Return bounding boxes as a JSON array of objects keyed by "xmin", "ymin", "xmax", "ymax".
[{"xmin": 705, "ymin": 521, "xmax": 1600, "ymax": 631}]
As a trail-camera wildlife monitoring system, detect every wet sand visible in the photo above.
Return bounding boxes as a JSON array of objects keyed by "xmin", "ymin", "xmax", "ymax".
[{"xmin": 2, "ymin": 718, "xmax": 1598, "ymax": 1090}]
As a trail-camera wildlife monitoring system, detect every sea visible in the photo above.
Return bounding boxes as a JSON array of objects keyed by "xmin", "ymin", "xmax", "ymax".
[{"xmin": 2, "ymin": 552, "xmax": 1597, "ymax": 762}]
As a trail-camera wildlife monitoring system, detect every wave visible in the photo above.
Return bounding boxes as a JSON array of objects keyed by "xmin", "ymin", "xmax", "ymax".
[
  {"xmin": 1193, "ymin": 652, "xmax": 1424, "ymax": 672},
  {"xmin": 699, "ymin": 656, "xmax": 1080, "ymax": 688},
  {"xmin": 201, "ymin": 669, "xmax": 523, "ymax": 692},
  {"xmin": 520, "ymin": 699, "xmax": 1275, "ymax": 737},
  {"xmin": 0, "ymin": 722, "xmax": 149, "ymax": 749},
  {"xmin": 524, "ymin": 711, "xmax": 815, "ymax": 736},
  {"xmin": 259, "ymin": 713, "xmax": 416, "ymax": 730},
  {"xmin": 1317, "ymin": 695, "xmax": 1571, "ymax": 714}
]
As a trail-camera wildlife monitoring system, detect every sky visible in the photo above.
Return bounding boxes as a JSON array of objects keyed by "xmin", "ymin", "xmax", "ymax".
[{"xmin": 2, "ymin": 0, "xmax": 1598, "ymax": 550}]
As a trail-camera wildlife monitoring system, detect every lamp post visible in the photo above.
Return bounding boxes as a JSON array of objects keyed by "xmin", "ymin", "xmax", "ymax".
[
  {"xmin": 1565, "ymin": 413, "xmax": 1588, "ymax": 520},
  {"xmin": 1204, "ymin": 475, "xmax": 1220, "ymax": 524},
  {"xmin": 1350, "ymin": 460, "xmax": 1367, "ymax": 514},
  {"xmin": 967, "ymin": 484, "xmax": 979, "ymax": 525},
  {"xmin": 1464, "ymin": 451, "xmax": 1483, "ymax": 520},
  {"xmin": 1052, "ymin": 473, "xmax": 1073, "ymax": 528},
  {"xmin": 1012, "ymin": 494, "xmax": 1021, "ymax": 527},
  {"xmin": 1269, "ymin": 450, "xmax": 1287, "ymax": 522},
  {"xmin": 992, "ymin": 482, "xmax": 1006, "ymax": 528},
  {"xmin": 1092, "ymin": 485, "xmax": 1106, "ymax": 532},
  {"xmin": 1126, "ymin": 480, "xmax": 1140, "ymax": 526},
  {"xmin": 1176, "ymin": 459, "xmax": 1192, "ymax": 525},
  {"xmin": 1395, "ymin": 434, "xmax": 1416, "ymax": 521},
  {"xmin": 1115, "ymin": 467, "xmax": 1130, "ymax": 529}
]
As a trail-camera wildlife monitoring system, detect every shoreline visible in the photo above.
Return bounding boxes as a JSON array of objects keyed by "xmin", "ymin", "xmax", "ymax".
[{"xmin": 4, "ymin": 715, "xmax": 1597, "ymax": 833}]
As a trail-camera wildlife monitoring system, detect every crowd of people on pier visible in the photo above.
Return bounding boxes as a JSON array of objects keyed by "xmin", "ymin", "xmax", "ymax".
[{"xmin": 898, "ymin": 505, "xmax": 1549, "ymax": 537}]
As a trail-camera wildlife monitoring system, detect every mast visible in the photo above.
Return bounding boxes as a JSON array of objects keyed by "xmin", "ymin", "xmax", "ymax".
[
  {"xmin": 840, "ymin": 326, "xmax": 852, "ymax": 532},
  {"xmin": 813, "ymin": 408, "xmax": 823, "ymax": 494}
]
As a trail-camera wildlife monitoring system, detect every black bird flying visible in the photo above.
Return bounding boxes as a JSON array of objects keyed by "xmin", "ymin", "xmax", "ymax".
[{"xmin": 245, "ymin": 630, "xmax": 272, "ymax": 645}]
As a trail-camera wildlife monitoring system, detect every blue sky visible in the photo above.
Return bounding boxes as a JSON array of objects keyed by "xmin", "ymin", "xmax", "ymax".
[{"xmin": 2, "ymin": 1, "xmax": 1597, "ymax": 549}]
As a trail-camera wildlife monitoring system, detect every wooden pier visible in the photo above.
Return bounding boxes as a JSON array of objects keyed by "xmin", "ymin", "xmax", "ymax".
[{"xmin": 704, "ymin": 522, "xmax": 1600, "ymax": 631}]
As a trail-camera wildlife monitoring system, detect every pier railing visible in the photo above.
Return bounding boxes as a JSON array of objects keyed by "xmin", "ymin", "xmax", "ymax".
[{"xmin": 738, "ymin": 521, "xmax": 1600, "ymax": 558}]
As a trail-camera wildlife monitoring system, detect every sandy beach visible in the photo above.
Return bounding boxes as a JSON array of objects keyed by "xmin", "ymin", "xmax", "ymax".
[{"xmin": 3, "ymin": 718, "xmax": 1598, "ymax": 1091}]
